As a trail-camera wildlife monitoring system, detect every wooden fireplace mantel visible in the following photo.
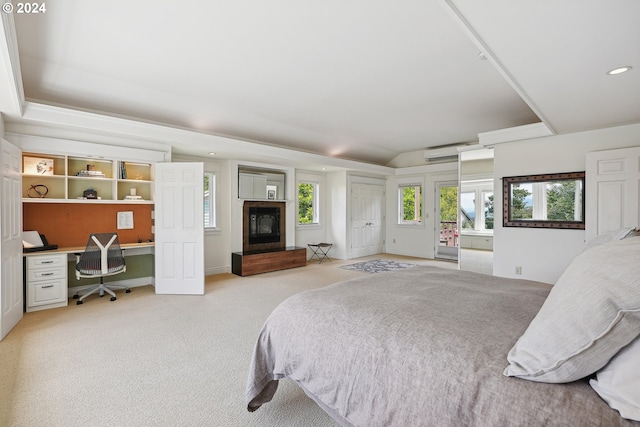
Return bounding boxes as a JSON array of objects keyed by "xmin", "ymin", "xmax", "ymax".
[{"xmin": 231, "ymin": 247, "xmax": 306, "ymax": 276}]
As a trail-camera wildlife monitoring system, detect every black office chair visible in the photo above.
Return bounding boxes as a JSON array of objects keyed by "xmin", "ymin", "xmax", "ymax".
[{"xmin": 73, "ymin": 233, "xmax": 129, "ymax": 305}]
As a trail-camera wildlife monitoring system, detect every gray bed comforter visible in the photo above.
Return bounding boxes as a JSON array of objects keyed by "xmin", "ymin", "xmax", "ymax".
[{"xmin": 246, "ymin": 266, "xmax": 637, "ymax": 426}]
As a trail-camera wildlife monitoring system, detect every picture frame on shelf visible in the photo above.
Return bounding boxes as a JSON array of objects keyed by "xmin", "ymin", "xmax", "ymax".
[
  {"xmin": 24, "ymin": 157, "xmax": 54, "ymax": 175},
  {"xmin": 267, "ymin": 185, "xmax": 277, "ymax": 200}
]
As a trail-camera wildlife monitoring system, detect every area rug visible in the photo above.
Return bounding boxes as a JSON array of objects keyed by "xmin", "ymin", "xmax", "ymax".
[{"xmin": 340, "ymin": 259, "xmax": 417, "ymax": 273}]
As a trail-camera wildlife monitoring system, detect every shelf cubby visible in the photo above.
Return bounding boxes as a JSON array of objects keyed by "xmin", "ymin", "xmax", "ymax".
[
  {"xmin": 68, "ymin": 157, "xmax": 113, "ymax": 179},
  {"xmin": 21, "ymin": 153, "xmax": 154, "ymax": 204}
]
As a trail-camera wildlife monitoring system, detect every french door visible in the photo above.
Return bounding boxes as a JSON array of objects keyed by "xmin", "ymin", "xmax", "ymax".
[{"xmin": 435, "ymin": 182, "xmax": 458, "ymax": 261}]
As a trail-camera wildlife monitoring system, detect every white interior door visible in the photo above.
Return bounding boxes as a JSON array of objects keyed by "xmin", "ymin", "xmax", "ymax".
[
  {"xmin": 586, "ymin": 147, "xmax": 640, "ymax": 241},
  {"xmin": 154, "ymin": 162, "xmax": 204, "ymax": 295},
  {"xmin": 1, "ymin": 138, "xmax": 23, "ymax": 340},
  {"xmin": 350, "ymin": 182, "xmax": 384, "ymax": 258}
]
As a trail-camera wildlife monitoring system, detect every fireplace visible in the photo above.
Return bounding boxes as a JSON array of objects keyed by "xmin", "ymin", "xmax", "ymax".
[
  {"xmin": 234, "ymin": 200, "xmax": 305, "ymax": 276},
  {"xmin": 243, "ymin": 201, "xmax": 286, "ymax": 252},
  {"xmin": 249, "ymin": 206, "xmax": 280, "ymax": 244}
]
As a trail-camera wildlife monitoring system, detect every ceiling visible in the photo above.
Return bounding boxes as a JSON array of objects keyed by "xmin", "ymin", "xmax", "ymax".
[{"xmin": 2, "ymin": 0, "xmax": 639, "ymax": 167}]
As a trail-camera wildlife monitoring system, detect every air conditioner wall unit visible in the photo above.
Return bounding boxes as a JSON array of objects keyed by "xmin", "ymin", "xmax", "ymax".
[{"xmin": 423, "ymin": 146, "xmax": 460, "ymax": 161}]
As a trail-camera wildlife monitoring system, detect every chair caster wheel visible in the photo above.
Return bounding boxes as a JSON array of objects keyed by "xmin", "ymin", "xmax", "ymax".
[
  {"xmin": 73, "ymin": 294, "xmax": 79, "ymax": 299},
  {"xmin": 110, "ymin": 296, "xmax": 116, "ymax": 301},
  {"xmin": 125, "ymin": 289, "xmax": 131, "ymax": 293},
  {"xmin": 76, "ymin": 300, "xmax": 83, "ymax": 305}
]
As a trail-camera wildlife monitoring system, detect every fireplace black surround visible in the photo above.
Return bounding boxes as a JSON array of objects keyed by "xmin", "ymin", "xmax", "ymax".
[
  {"xmin": 249, "ymin": 206, "xmax": 281, "ymax": 244},
  {"xmin": 243, "ymin": 201, "xmax": 286, "ymax": 252}
]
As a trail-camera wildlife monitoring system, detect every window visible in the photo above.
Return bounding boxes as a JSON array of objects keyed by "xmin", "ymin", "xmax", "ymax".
[
  {"xmin": 398, "ymin": 184, "xmax": 422, "ymax": 224},
  {"xmin": 460, "ymin": 175, "xmax": 494, "ymax": 233},
  {"xmin": 460, "ymin": 189, "xmax": 493, "ymax": 231},
  {"xmin": 483, "ymin": 191, "xmax": 494, "ymax": 230},
  {"xmin": 460, "ymin": 192, "xmax": 476, "ymax": 229},
  {"xmin": 298, "ymin": 182, "xmax": 319, "ymax": 224},
  {"xmin": 204, "ymin": 172, "xmax": 216, "ymax": 229}
]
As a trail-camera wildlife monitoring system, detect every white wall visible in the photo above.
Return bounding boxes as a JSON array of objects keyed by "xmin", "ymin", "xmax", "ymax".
[
  {"xmin": 326, "ymin": 171, "xmax": 348, "ymax": 259},
  {"xmin": 386, "ymin": 149, "xmax": 425, "ymax": 168},
  {"xmin": 493, "ymin": 122, "xmax": 640, "ymax": 284},
  {"xmin": 385, "ymin": 162, "xmax": 458, "ymax": 259}
]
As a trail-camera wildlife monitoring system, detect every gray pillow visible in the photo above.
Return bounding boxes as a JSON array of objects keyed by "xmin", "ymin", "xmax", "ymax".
[
  {"xmin": 504, "ymin": 237, "xmax": 640, "ymax": 383},
  {"xmin": 623, "ymin": 228, "xmax": 640, "ymax": 239},
  {"xmin": 583, "ymin": 227, "xmax": 635, "ymax": 252},
  {"xmin": 590, "ymin": 337, "xmax": 640, "ymax": 421}
]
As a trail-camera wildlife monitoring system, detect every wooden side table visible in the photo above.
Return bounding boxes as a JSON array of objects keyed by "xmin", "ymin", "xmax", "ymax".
[{"xmin": 307, "ymin": 243, "xmax": 333, "ymax": 264}]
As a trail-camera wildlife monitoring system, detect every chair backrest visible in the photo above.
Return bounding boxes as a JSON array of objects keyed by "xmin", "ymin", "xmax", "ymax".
[{"xmin": 76, "ymin": 233, "xmax": 126, "ymax": 276}]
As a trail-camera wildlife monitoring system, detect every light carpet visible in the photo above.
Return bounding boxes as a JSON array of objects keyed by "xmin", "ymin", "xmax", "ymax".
[{"xmin": 0, "ymin": 255, "xmax": 452, "ymax": 427}]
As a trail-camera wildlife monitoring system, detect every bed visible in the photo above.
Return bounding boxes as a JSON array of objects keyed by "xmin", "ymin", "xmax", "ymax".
[{"xmin": 246, "ymin": 234, "xmax": 640, "ymax": 426}]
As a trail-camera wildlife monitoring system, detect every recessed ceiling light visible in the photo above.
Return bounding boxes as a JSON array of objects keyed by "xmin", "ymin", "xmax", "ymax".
[
  {"xmin": 208, "ymin": 152, "xmax": 216, "ymax": 156},
  {"xmin": 607, "ymin": 66, "xmax": 632, "ymax": 75}
]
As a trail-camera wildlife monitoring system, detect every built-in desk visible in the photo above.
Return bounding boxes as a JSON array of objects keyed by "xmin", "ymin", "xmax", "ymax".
[
  {"xmin": 23, "ymin": 242, "xmax": 155, "ymax": 312},
  {"xmin": 23, "ymin": 241, "xmax": 155, "ymax": 257}
]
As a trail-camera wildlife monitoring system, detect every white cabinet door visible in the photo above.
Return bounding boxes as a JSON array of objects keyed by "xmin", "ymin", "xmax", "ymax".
[
  {"xmin": 154, "ymin": 162, "xmax": 204, "ymax": 295},
  {"xmin": 238, "ymin": 173, "xmax": 254, "ymax": 199},
  {"xmin": 252, "ymin": 175, "xmax": 267, "ymax": 198},
  {"xmin": 238, "ymin": 173, "xmax": 267, "ymax": 199},
  {"xmin": 1, "ymin": 138, "xmax": 23, "ymax": 340},
  {"xmin": 586, "ymin": 147, "xmax": 640, "ymax": 241}
]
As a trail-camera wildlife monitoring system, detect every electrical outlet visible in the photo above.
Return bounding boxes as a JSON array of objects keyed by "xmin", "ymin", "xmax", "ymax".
[
  {"xmin": 515, "ymin": 266, "xmax": 522, "ymax": 275},
  {"xmin": 393, "ymin": 238, "xmax": 396, "ymax": 244}
]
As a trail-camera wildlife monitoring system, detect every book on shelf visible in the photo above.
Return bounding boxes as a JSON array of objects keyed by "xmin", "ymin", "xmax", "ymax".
[
  {"xmin": 119, "ymin": 161, "xmax": 127, "ymax": 179},
  {"xmin": 76, "ymin": 170, "xmax": 107, "ymax": 178}
]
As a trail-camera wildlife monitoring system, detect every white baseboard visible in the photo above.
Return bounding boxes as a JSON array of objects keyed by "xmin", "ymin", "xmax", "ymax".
[
  {"xmin": 383, "ymin": 249, "xmax": 432, "ymax": 259},
  {"xmin": 205, "ymin": 266, "xmax": 230, "ymax": 276}
]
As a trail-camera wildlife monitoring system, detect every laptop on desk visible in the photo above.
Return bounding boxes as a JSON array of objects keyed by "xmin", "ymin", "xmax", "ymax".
[{"xmin": 22, "ymin": 230, "xmax": 58, "ymax": 252}]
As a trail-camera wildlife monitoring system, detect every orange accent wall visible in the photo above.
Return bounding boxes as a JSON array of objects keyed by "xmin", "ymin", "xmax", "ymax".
[{"xmin": 23, "ymin": 203, "xmax": 153, "ymax": 247}]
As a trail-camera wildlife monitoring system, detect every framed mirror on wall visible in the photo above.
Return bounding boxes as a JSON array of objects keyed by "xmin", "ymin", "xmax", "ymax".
[
  {"xmin": 459, "ymin": 148, "xmax": 494, "ymax": 275},
  {"xmin": 502, "ymin": 172, "xmax": 585, "ymax": 229}
]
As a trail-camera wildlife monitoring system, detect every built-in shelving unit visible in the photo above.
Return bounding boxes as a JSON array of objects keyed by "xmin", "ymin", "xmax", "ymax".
[{"xmin": 22, "ymin": 152, "xmax": 154, "ymax": 204}]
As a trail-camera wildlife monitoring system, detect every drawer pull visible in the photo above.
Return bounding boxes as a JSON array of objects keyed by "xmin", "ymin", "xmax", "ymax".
[
  {"xmin": 41, "ymin": 260, "xmax": 54, "ymax": 264},
  {"xmin": 42, "ymin": 285, "xmax": 54, "ymax": 289},
  {"xmin": 41, "ymin": 272, "xmax": 54, "ymax": 276}
]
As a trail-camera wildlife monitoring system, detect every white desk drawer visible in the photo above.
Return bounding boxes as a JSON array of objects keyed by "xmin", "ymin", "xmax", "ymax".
[
  {"xmin": 27, "ymin": 254, "xmax": 66, "ymax": 269},
  {"xmin": 28, "ymin": 266, "xmax": 66, "ymax": 282},
  {"xmin": 28, "ymin": 279, "xmax": 67, "ymax": 307}
]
